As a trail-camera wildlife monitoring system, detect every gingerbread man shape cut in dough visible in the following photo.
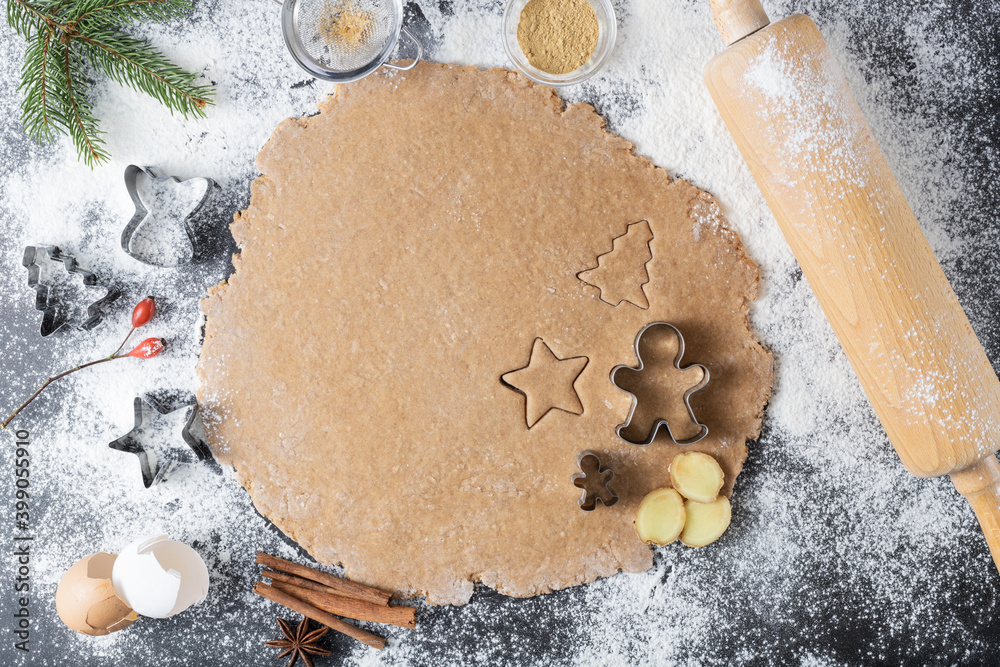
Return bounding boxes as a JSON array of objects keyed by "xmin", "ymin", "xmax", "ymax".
[{"xmin": 612, "ymin": 322, "xmax": 709, "ymax": 446}]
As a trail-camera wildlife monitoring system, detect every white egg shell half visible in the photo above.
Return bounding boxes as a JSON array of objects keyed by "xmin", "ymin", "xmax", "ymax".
[{"xmin": 110, "ymin": 535, "xmax": 210, "ymax": 618}]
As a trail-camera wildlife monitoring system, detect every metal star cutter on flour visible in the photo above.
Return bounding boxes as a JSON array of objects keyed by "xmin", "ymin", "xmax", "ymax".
[
  {"xmin": 120, "ymin": 165, "xmax": 218, "ymax": 267},
  {"xmin": 22, "ymin": 245, "xmax": 119, "ymax": 337},
  {"xmin": 108, "ymin": 394, "xmax": 212, "ymax": 488}
]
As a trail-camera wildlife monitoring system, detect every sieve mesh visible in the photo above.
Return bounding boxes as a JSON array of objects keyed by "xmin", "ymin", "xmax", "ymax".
[{"xmin": 294, "ymin": 0, "xmax": 396, "ymax": 72}]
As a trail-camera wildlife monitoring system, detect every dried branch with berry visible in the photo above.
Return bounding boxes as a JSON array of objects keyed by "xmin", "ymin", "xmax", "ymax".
[{"xmin": 1, "ymin": 297, "xmax": 165, "ymax": 429}]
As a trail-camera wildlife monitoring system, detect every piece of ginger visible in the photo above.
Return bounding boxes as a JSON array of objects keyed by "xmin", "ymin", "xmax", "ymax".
[
  {"xmin": 680, "ymin": 496, "xmax": 731, "ymax": 547},
  {"xmin": 634, "ymin": 488, "xmax": 686, "ymax": 546},
  {"xmin": 669, "ymin": 451, "xmax": 725, "ymax": 503}
]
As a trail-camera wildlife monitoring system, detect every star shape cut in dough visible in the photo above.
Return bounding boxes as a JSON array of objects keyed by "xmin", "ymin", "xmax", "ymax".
[{"xmin": 502, "ymin": 338, "xmax": 589, "ymax": 428}]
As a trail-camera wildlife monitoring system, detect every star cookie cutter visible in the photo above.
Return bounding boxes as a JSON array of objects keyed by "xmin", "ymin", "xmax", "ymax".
[
  {"xmin": 612, "ymin": 322, "xmax": 710, "ymax": 447},
  {"xmin": 108, "ymin": 393, "xmax": 212, "ymax": 488},
  {"xmin": 121, "ymin": 165, "xmax": 219, "ymax": 267},
  {"xmin": 22, "ymin": 245, "xmax": 119, "ymax": 337},
  {"xmin": 572, "ymin": 450, "xmax": 619, "ymax": 511}
]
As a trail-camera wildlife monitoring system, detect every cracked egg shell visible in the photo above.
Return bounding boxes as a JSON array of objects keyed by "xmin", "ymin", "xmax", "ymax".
[
  {"xmin": 56, "ymin": 553, "xmax": 138, "ymax": 636},
  {"xmin": 111, "ymin": 535, "xmax": 210, "ymax": 618}
]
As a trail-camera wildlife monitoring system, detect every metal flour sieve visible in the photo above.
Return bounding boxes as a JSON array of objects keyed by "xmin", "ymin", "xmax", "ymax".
[{"xmin": 278, "ymin": 0, "xmax": 422, "ymax": 83}]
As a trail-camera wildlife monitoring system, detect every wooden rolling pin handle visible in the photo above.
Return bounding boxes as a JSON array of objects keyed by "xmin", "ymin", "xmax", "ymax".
[
  {"xmin": 951, "ymin": 456, "xmax": 1000, "ymax": 571},
  {"xmin": 709, "ymin": 0, "xmax": 770, "ymax": 45}
]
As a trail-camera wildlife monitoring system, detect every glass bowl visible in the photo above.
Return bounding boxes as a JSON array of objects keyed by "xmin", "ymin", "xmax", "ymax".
[{"xmin": 502, "ymin": 0, "xmax": 617, "ymax": 87}]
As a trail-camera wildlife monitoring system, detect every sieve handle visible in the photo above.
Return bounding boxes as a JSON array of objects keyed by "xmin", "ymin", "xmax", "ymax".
[{"xmin": 382, "ymin": 26, "xmax": 423, "ymax": 71}]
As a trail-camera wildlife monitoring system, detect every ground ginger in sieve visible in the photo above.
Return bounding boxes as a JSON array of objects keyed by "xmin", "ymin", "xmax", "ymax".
[
  {"xmin": 318, "ymin": 1, "xmax": 374, "ymax": 47},
  {"xmin": 517, "ymin": 0, "xmax": 599, "ymax": 75}
]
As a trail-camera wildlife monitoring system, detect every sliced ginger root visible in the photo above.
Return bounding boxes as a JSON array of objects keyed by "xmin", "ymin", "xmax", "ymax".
[
  {"xmin": 680, "ymin": 497, "xmax": 731, "ymax": 547},
  {"xmin": 669, "ymin": 451, "xmax": 725, "ymax": 503},
  {"xmin": 634, "ymin": 488, "xmax": 686, "ymax": 546},
  {"xmin": 637, "ymin": 452, "xmax": 732, "ymax": 549}
]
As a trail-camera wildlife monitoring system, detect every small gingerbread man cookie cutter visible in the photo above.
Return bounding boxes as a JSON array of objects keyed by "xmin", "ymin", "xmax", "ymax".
[
  {"xmin": 571, "ymin": 450, "xmax": 618, "ymax": 511},
  {"xmin": 120, "ymin": 165, "xmax": 218, "ymax": 267},
  {"xmin": 611, "ymin": 322, "xmax": 710, "ymax": 447}
]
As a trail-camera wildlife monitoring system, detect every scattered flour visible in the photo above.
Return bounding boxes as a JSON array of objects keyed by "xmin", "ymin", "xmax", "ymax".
[{"xmin": 0, "ymin": 0, "xmax": 997, "ymax": 664}]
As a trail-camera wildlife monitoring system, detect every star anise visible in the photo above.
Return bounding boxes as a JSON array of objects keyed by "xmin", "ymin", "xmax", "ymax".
[{"xmin": 265, "ymin": 617, "xmax": 332, "ymax": 667}]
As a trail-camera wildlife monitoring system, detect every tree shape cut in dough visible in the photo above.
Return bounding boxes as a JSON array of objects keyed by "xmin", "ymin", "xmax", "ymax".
[
  {"xmin": 502, "ymin": 338, "xmax": 589, "ymax": 428},
  {"xmin": 578, "ymin": 220, "xmax": 654, "ymax": 309},
  {"xmin": 612, "ymin": 322, "xmax": 709, "ymax": 446}
]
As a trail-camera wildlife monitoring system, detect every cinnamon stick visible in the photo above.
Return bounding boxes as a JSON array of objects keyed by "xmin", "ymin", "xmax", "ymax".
[
  {"xmin": 269, "ymin": 580, "xmax": 416, "ymax": 629},
  {"xmin": 254, "ymin": 582, "xmax": 386, "ymax": 650},
  {"xmin": 256, "ymin": 552, "xmax": 391, "ymax": 607},
  {"xmin": 262, "ymin": 569, "xmax": 340, "ymax": 597}
]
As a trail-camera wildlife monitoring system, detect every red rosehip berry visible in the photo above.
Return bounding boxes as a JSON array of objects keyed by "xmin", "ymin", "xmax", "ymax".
[
  {"xmin": 132, "ymin": 297, "xmax": 156, "ymax": 328},
  {"xmin": 127, "ymin": 338, "xmax": 166, "ymax": 359}
]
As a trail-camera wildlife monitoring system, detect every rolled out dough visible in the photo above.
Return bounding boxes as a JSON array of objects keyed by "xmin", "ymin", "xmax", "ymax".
[{"xmin": 197, "ymin": 62, "xmax": 773, "ymax": 604}]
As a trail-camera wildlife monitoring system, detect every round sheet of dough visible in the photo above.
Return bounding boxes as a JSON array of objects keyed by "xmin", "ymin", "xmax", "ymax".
[{"xmin": 197, "ymin": 62, "xmax": 772, "ymax": 604}]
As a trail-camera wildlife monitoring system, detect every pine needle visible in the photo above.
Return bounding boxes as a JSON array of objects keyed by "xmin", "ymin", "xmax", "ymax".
[
  {"xmin": 76, "ymin": 30, "xmax": 212, "ymax": 118},
  {"xmin": 6, "ymin": 0, "xmax": 214, "ymax": 167},
  {"xmin": 59, "ymin": 38, "xmax": 110, "ymax": 165},
  {"xmin": 19, "ymin": 26, "xmax": 60, "ymax": 141},
  {"xmin": 69, "ymin": 0, "xmax": 194, "ymax": 28}
]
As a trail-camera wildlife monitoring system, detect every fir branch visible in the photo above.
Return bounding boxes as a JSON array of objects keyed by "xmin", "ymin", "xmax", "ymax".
[
  {"xmin": 76, "ymin": 29, "xmax": 212, "ymax": 118},
  {"xmin": 59, "ymin": 38, "xmax": 109, "ymax": 165},
  {"xmin": 6, "ymin": 0, "xmax": 50, "ymax": 38},
  {"xmin": 5, "ymin": 0, "xmax": 214, "ymax": 167},
  {"xmin": 68, "ymin": 0, "xmax": 192, "ymax": 28},
  {"xmin": 18, "ymin": 24, "xmax": 63, "ymax": 141}
]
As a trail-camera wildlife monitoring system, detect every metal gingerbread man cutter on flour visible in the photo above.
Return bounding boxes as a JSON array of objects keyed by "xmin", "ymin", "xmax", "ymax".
[
  {"xmin": 570, "ymin": 323, "xmax": 709, "ymax": 511},
  {"xmin": 612, "ymin": 322, "xmax": 710, "ymax": 447}
]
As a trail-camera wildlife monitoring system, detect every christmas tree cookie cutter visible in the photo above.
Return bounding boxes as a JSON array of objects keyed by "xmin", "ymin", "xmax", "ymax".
[
  {"xmin": 612, "ymin": 322, "xmax": 710, "ymax": 446},
  {"xmin": 108, "ymin": 393, "xmax": 213, "ymax": 488},
  {"xmin": 120, "ymin": 165, "xmax": 219, "ymax": 267},
  {"xmin": 22, "ymin": 245, "xmax": 120, "ymax": 337},
  {"xmin": 572, "ymin": 450, "xmax": 618, "ymax": 511}
]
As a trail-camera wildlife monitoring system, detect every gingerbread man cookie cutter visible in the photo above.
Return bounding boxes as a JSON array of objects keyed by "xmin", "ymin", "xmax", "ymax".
[
  {"xmin": 120, "ymin": 165, "xmax": 219, "ymax": 267},
  {"xmin": 571, "ymin": 450, "xmax": 618, "ymax": 511},
  {"xmin": 611, "ymin": 322, "xmax": 710, "ymax": 446}
]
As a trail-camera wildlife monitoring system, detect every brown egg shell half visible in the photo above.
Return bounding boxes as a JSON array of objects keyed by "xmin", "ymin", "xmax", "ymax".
[{"xmin": 55, "ymin": 552, "xmax": 138, "ymax": 636}]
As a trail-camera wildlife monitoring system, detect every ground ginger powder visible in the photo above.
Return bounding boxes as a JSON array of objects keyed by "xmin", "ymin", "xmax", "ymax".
[
  {"xmin": 318, "ymin": 1, "xmax": 374, "ymax": 47},
  {"xmin": 517, "ymin": 0, "xmax": 599, "ymax": 75}
]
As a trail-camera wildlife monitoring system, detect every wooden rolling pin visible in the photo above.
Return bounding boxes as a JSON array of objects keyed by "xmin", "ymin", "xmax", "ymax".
[{"xmin": 704, "ymin": 0, "xmax": 1000, "ymax": 571}]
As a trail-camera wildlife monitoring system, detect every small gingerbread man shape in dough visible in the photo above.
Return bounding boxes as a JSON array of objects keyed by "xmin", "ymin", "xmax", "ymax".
[{"xmin": 612, "ymin": 322, "xmax": 709, "ymax": 446}]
